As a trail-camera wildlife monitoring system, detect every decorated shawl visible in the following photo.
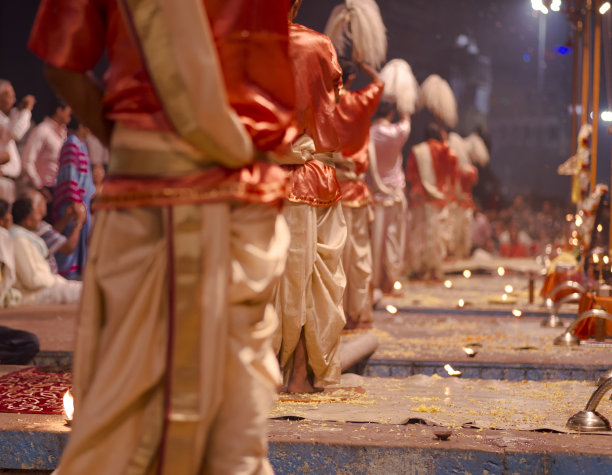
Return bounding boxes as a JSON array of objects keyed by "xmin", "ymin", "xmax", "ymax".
[{"xmin": 52, "ymin": 136, "xmax": 95, "ymax": 279}]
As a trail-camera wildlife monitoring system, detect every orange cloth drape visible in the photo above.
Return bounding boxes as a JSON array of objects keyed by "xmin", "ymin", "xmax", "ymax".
[
  {"xmin": 335, "ymin": 80, "xmax": 384, "ymax": 208},
  {"xmin": 539, "ymin": 270, "xmax": 582, "ymax": 299},
  {"xmin": 574, "ymin": 292, "xmax": 612, "ymax": 340}
]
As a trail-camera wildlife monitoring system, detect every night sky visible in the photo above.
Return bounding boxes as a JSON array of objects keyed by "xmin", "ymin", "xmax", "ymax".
[{"xmin": 1, "ymin": 0, "xmax": 606, "ymax": 203}]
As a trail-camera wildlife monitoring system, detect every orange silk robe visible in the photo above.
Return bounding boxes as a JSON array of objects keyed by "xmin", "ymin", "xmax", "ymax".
[
  {"xmin": 406, "ymin": 139, "xmax": 457, "ymax": 208},
  {"xmin": 28, "ymin": 0, "xmax": 297, "ymax": 207},
  {"xmin": 458, "ymin": 164, "xmax": 478, "ymax": 209},
  {"xmin": 335, "ymin": 80, "xmax": 384, "ymax": 208},
  {"xmin": 286, "ymin": 23, "xmax": 343, "ymax": 207}
]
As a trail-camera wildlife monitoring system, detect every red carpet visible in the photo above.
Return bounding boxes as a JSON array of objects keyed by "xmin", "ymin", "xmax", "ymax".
[{"xmin": 0, "ymin": 367, "xmax": 72, "ymax": 415}]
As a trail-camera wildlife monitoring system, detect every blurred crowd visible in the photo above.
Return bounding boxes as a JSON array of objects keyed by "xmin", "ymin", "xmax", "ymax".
[
  {"xmin": 0, "ymin": 79, "xmax": 106, "ymax": 308},
  {"xmin": 471, "ymin": 194, "xmax": 571, "ymax": 259}
]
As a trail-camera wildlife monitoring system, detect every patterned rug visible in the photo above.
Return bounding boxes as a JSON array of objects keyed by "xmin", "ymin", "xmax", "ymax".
[{"xmin": 0, "ymin": 367, "xmax": 72, "ymax": 415}]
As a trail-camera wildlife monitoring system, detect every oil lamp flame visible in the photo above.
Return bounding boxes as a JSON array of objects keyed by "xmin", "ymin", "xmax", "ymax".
[
  {"xmin": 497, "ymin": 267, "xmax": 505, "ymax": 277},
  {"xmin": 63, "ymin": 389, "xmax": 74, "ymax": 421},
  {"xmin": 457, "ymin": 299, "xmax": 465, "ymax": 308},
  {"xmin": 504, "ymin": 285, "xmax": 514, "ymax": 293},
  {"xmin": 462, "ymin": 270, "xmax": 471, "ymax": 279},
  {"xmin": 594, "ymin": 254, "xmax": 600, "ymax": 264},
  {"xmin": 463, "ymin": 347, "xmax": 476, "ymax": 357},
  {"xmin": 393, "ymin": 281, "xmax": 403, "ymax": 291},
  {"xmin": 444, "ymin": 364, "xmax": 462, "ymax": 377},
  {"xmin": 385, "ymin": 304, "xmax": 398, "ymax": 315},
  {"xmin": 444, "ymin": 280, "xmax": 453, "ymax": 289},
  {"xmin": 605, "ymin": 256, "xmax": 610, "ymax": 265},
  {"xmin": 512, "ymin": 309, "xmax": 523, "ymax": 318},
  {"xmin": 501, "ymin": 293, "xmax": 508, "ymax": 301}
]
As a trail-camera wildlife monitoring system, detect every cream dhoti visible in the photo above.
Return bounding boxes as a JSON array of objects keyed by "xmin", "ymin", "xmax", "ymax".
[
  {"xmin": 408, "ymin": 201, "xmax": 446, "ymax": 279},
  {"xmin": 342, "ymin": 203, "xmax": 373, "ymax": 327},
  {"xmin": 59, "ymin": 201, "xmax": 288, "ymax": 475},
  {"xmin": 371, "ymin": 193, "xmax": 406, "ymax": 292},
  {"xmin": 274, "ymin": 200, "xmax": 347, "ymax": 387},
  {"xmin": 337, "ymin": 166, "xmax": 374, "ymax": 328}
]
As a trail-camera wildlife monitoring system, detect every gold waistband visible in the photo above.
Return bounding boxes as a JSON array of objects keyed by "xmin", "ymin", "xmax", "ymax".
[{"xmin": 108, "ymin": 125, "xmax": 217, "ymax": 177}]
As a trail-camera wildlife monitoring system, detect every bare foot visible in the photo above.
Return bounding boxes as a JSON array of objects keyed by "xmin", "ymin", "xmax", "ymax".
[{"xmin": 286, "ymin": 330, "xmax": 321, "ymax": 394}]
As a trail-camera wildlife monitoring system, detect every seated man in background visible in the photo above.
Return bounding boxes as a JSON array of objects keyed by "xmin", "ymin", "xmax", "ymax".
[
  {"xmin": 9, "ymin": 196, "xmax": 81, "ymax": 305},
  {"xmin": 0, "ymin": 79, "xmax": 35, "ymax": 203},
  {"xmin": 0, "ymin": 198, "xmax": 21, "ymax": 307},
  {"xmin": 25, "ymin": 188, "xmax": 86, "ymax": 276}
]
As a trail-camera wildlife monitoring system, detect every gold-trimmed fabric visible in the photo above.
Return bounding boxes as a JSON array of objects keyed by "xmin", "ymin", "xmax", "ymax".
[{"xmin": 120, "ymin": 0, "xmax": 253, "ymax": 168}]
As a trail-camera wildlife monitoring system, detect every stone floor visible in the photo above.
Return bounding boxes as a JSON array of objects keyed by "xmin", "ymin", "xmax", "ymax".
[{"xmin": 2, "ymin": 263, "xmax": 612, "ymax": 472}]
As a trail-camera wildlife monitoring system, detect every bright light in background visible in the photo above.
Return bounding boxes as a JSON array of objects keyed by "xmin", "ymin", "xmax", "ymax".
[
  {"xmin": 463, "ymin": 270, "xmax": 471, "ymax": 279},
  {"xmin": 605, "ymin": 255, "xmax": 610, "ymax": 265},
  {"xmin": 444, "ymin": 280, "xmax": 453, "ymax": 289},
  {"xmin": 505, "ymin": 285, "xmax": 514, "ymax": 293},
  {"xmin": 598, "ymin": 224, "xmax": 604, "ymax": 232},
  {"xmin": 600, "ymin": 1, "xmax": 611, "ymax": 15},
  {"xmin": 601, "ymin": 110, "xmax": 612, "ymax": 121},
  {"xmin": 512, "ymin": 309, "xmax": 523, "ymax": 318},
  {"xmin": 457, "ymin": 299, "xmax": 465, "ymax": 308},
  {"xmin": 551, "ymin": 0, "xmax": 561, "ymax": 12},
  {"xmin": 531, "ymin": 0, "xmax": 549, "ymax": 14},
  {"xmin": 393, "ymin": 281, "xmax": 402, "ymax": 291},
  {"xmin": 497, "ymin": 267, "xmax": 505, "ymax": 277}
]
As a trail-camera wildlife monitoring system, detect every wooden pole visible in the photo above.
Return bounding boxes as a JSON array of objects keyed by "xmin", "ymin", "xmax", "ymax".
[
  {"xmin": 571, "ymin": 27, "xmax": 580, "ymax": 155},
  {"xmin": 581, "ymin": 6, "xmax": 591, "ymax": 129},
  {"xmin": 592, "ymin": 3, "xmax": 602, "ymax": 191}
]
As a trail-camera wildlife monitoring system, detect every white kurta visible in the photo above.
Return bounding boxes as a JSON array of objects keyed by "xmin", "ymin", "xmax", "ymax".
[
  {"xmin": 0, "ymin": 107, "xmax": 31, "ymax": 178},
  {"xmin": 10, "ymin": 225, "xmax": 81, "ymax": 305},
  {"xmin": 0, "ymin": 227, "xmax": 17, "ymax": 305},
  {"xmin": 21, "ymin": 117, "xmax": 67, "ymax": 189}
]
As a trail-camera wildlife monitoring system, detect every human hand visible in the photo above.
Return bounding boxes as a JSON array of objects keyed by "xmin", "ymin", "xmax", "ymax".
[
  {"xmin": 73, "ymin": 202, "xmax": 87, "ymax": 224},
  {"xmin": 18, "ymin": 95, "xmax": 36, "ymax": 111}
]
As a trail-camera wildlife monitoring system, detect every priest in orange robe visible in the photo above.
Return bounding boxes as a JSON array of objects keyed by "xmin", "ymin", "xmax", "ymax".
[
  {"xmin": 334, "ymin": 60, "xmax": 384, "ymax": 329},
  {"xmin": 29, "ymin": 0, "xmax": 296, "ymax": 473},
  {"xmin": 406, "ymin": 123, "xmax": 457, "ymax": 280},
  {"xmin": 273, "ymin": 0, "xmax": 347, "ymax": 393}
]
